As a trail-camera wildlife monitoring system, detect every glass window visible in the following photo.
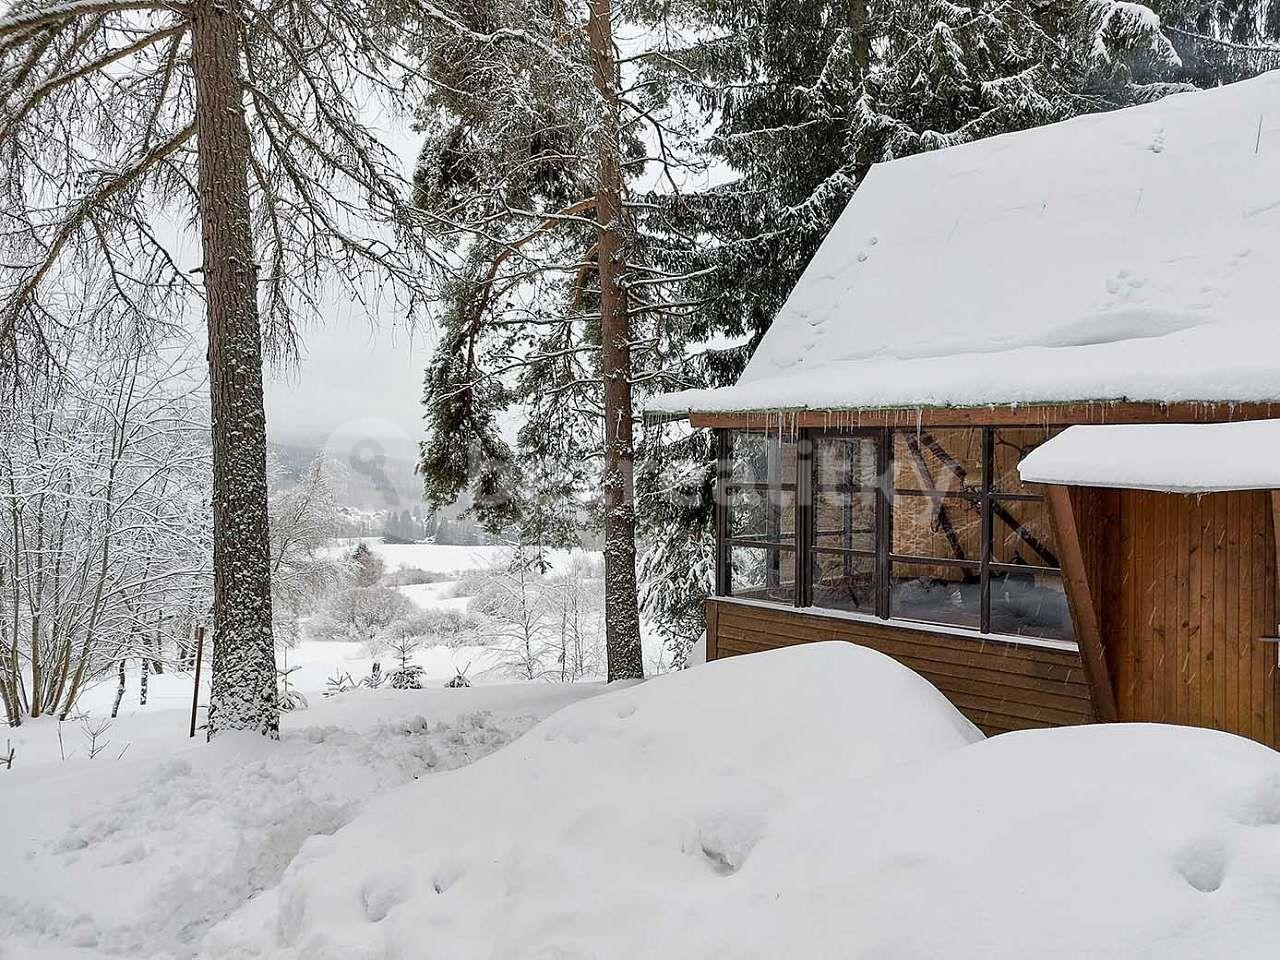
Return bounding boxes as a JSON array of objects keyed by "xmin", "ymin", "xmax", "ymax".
[
  {"xmin": 728, "ymin": 486, "xmax": 796, "ymax": 544},
  {"xmin": 993, "ymin": 426, "xmax": 1061, "ymax": 492},
  {"xmin": 730, "ymin": 544, "xmax": 796, "ymax": 603},
  {"xmin": 992, "ymin": 497, "xmax": 1059, "ymax": 568},
  {"xmin": 730, "ymin": 431, "xmax": 796, "ymax": 487},
  {"xmin": 890, "ymin": 560, "xmax": 982, "ymax": 630},
  {"xmin": 989, "ymin": 569, "xmax": 1074, "ymax": 641},
  {"xmin": 892, "ymin": 492, "xmax": 982, "ymax": 563},
  {"xmin": 894, "ymin": 429, "xmax": 982, "ymax": 497},
  {"xmin": 815, "ymin": 435, "xmax": 878, "ymax": 490},
  {"xmin": 812, "ymin": 551, "xmax": 875, "ymax": 614},
  {"xmin": 725, "ymin": 431, "xmax": 798, "ymax": 603},
  {"xmin": 814, "ymin": 489, "xmax": 875, "ymax": 552},
  {"xmin": 719, "ymin": 425, "xmax": 1076, "ymax": 643}
]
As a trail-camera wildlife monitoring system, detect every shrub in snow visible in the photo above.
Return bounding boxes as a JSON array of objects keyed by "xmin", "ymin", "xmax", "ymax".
[{"xmin": 390, "ymin": 665, "xmax": 424, "ymax": 690}]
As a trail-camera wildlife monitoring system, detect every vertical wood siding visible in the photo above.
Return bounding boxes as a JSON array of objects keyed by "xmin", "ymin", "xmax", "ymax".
[
  {"xmin": 705, "ymin": 599, "xmax": 1096, "ymax": 736},
  {"xmin": 1082, "ymin": 489, "xmax": 1280, "ymax": 748}
]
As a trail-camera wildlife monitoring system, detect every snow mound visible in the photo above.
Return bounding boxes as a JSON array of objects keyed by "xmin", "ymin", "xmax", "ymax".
[
  {"xmin": 208, "ymin": 645, "xmax": 1280, "ymax": 959},
  {"xmin": 203, "ymin": 643, "xmax": 981, "ymax": 957}
]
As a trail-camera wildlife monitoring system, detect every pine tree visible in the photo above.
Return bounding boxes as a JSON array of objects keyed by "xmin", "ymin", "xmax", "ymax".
[
  {"xmin": 1, "ymin": 1, "xmax": 440, "ymax": 737},
  {"xmin": 411, "ymin": 0, "xmax": 711, "ymax": 681}
]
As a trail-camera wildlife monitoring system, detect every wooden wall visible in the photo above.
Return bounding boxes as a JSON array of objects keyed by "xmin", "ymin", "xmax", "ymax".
[
  {"xmin": 706, "ymin": 599, "xmax": 1095, "ymax": 736},
  {"xmin": 1075, "ymin": 487, "xmax": 1280, "ymax": 748}
]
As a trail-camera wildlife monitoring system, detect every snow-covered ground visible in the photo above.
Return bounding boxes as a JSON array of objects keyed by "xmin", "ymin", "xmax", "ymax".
[
  {"xmin": 0, "ymin": 684, "xmax": 605, "ymax": 960},
  {"xmin": 7, "ymin": 643, "xmax": 1280, "ymax": 959}
]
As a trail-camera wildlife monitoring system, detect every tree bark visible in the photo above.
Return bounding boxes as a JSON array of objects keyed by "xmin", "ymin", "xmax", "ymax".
[
  {"xmin": 586, "ymin": 0, "xmax": 643, "ymax": 682},
  {"xmin": 190, "ymin": 0, "xmax": 279, "ymax": 738},
  {"xmin": 848, "ymin": 0, "xmax": 871, "ymax": 80}
]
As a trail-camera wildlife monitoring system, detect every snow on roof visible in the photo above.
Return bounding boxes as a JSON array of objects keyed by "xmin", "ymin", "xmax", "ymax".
[
  {"xmin": 1018, "ymin": 419, "xmax": 1280, "ymax": 493},
  {"xmin": 652, "ymin": 73, "xmax": 1280, "ymax": 416}
]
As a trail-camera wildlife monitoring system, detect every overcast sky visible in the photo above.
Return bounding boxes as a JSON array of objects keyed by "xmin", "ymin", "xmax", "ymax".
[
  {"xmin": 258, "ymin": 112, "xmax": 431, "ymax": 458},
  {"xmin": 263, "ymin": 312, "xmax": 431, "ymax": 457}
]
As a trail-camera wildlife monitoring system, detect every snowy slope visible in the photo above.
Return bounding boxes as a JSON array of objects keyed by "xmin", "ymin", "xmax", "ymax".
[
  {"xmin": 652, "ymin": 72, "xmax": 1280, "ymax": 414},
  {"xmin": 0, "ymin": 684, "xmax": 603, "ymax": 960},
  {"xmin": 203, "ymin": 644, "xmax": 1280, "ymax": 960},
  {"xmin": 1019, "ymin": 419, "xmax": 1280, "ymax": 492}
]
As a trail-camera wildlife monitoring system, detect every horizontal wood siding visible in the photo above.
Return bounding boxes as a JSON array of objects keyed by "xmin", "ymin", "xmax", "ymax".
[
  {"xmin": 706, "ymin": 599, "xmax": 1096, "ymax": 736},
  {"xmin": 1086, "ymin": 489, "xmax": 1280, "ymax": 748}
]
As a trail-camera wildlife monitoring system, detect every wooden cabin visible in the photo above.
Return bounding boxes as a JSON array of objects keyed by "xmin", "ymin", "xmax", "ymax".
[{"xmin": 649, "ymin": 73, "xmax": 1280, "ymax": 745}]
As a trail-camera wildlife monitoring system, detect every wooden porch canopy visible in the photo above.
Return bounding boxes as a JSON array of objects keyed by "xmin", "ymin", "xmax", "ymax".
[
  {"xmin": 1018, "ymin": 420, "xmax": 1280, "ymax": 494},
  {"xmin": 1019, "ymin": 420, "xmax": 1280, "ymax": 729}
]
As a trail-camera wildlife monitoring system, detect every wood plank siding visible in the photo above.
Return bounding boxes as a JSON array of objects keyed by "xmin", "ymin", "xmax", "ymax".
[
  {"xmin": 1072, "ymin": 487, "xmax": 1280, "ymax": 748},
  {"xmin": 706, "ymin": 598, "xmax": 1096, "ymax": 736}
]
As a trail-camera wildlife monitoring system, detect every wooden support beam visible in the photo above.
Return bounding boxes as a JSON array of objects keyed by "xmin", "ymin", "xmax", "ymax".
[
  {"xmin": 1271, "ymin": 490, "xmax": 1280, "ymax": 638},
  {"xmin": 903, "ymin": 433, "xmax": 967, "ymax": 561},
  {"xmin": 918, "ymin": 431, "xmax": 1059, "ymax": 567},
  {"xmin": 1045, "ymin": 485, "xmax": 1118, "ymax": 722}
]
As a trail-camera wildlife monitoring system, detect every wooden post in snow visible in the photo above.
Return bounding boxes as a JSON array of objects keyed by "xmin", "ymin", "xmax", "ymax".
[{"xmin": 189, "ymin": 625, "xmax": 206, "ymax": 739}]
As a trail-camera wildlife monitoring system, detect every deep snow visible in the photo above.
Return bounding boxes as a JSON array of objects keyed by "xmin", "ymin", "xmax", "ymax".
[
  {"xmin": 205, "ymin": 644, "xmax": 1280, "ymax": 960},
  {"xmin": 651, "ymin": 73, "xmax": 1280, "ymax": 414},
  {"xmin": 0, "ymin": 684, "xmax": 604, "ymax": 960},
  {"xmin": 6, "ymin": 644, "xmax": 1280, "ymax": 959}
]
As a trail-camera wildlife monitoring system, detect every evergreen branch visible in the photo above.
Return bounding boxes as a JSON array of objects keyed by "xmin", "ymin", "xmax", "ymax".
[{"xmin": 0, "ymin": 1, "xmax": 186, "ymax": 34}]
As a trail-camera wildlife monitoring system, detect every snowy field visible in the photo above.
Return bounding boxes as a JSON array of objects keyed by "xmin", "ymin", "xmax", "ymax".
[
  {"xmin": 5, "ymin": 643, "xmax": 1280, "ymax": 959},
  {"xmin": 326, "ymin": 538, "xmax": 593, "ymax": 577}
]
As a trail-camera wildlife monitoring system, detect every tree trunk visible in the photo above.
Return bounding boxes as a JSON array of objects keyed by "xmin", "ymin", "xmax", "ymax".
[
  {"xmin": 586, "ymin": 0, "xmax": 643, "ymax": 682},
  {"xmin": 191, "ymin": 0, "xmax": 279, "ymax": 738},
  {"xmin": 848, "ymin": 0, "xmax": 871, "ymax": 79}
]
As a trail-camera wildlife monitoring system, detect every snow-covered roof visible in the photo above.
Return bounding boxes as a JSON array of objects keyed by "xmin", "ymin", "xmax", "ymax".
[
  {"xmin": 1018, "ymin": 420, "xmax": 1280, "ymax": 493},
  {"xmin": 652, "ymin": 73, "xmax": 1280, "ymax": 416}
]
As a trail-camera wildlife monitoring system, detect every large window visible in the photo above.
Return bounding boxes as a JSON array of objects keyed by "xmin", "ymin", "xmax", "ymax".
[
  {"xmin": 719, "ymin": 431, "xmax": 798, "ymax": 603},
  {"xmin": 718, "ymin": 426, "xmax": 1074, "ymax": 643}
]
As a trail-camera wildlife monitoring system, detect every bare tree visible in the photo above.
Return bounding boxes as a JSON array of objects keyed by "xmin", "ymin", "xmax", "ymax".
[
  {"xmin": 268, "ymin": 455, "xmax": 344, "ymax": 649},
  {"xmin": 469, "ymin": 547, "xmax": 558, "ymax": 681},
  {"xmin": 0, "ymin": 330, "xmax": 211, "ymax": 726},
  {"xmin": 0, "ymin": 0, "xmax": 440, "ymax": 737}
]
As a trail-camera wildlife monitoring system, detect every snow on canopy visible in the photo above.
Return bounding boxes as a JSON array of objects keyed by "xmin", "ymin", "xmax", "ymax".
[
  {"xmin": 650, "ymin": 72, "xmax": 1280, "ymax": 416},
  {"xmin": 1019, "ymin": 419, "xmax": 1280, "ymax": 492}
]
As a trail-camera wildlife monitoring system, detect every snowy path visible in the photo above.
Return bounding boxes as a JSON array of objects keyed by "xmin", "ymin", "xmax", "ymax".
[{"xmin": 0, "ymin": 684, "xmax": 604, "ymax": 960}]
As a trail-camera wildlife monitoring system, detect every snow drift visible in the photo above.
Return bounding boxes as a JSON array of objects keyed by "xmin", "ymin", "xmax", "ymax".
[{"xmin": 205, "ymin": 642, "xmax": 1280, "ymax": 959}]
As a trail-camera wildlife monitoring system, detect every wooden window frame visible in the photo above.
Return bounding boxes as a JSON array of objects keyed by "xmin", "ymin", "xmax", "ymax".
[{"xmin": 716, "ymin": 425, "xmax": 1071, "ymax": 638}]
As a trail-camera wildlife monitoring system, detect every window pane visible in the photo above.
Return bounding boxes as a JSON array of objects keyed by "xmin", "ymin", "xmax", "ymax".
[
  {"xmin": 814, "ymin": 489, "xmax": 876, "ymax": 552},
  {"xmin": 892, "ymin": 492, "xmax": 982, "ymax": 563},
  {"xmin": 815, "ymin": 435, "xmax": 878, "ymax": 490},
  {"xmin": 894, "ymin": 428, "xmax": 982, "ymax": 497},
  {"xmin": 728, "ymin": 486, "xmax": 796, "ymax": 543},
  {"xmin": 891, "ymin": 561, "xmax": 981, "ymax": 629},
  {"xmin": 812, "ymin": 551, "xmax": 875, "ymax": 614},
  {"xmin": 729, "ymin": 545, "xmax": 796, "ymax": 603},
  {"xmin": 993, "ymin": 427, "xmax": 1061, "ymax": 492},
  {"xmin": 992, "ymin": 497, "xmax": 1060, "ymax": 568},
  {"xmin": 730, "ymin": 431, "xmax": 796, "ymax": 486},
  {"xmin": 989, "ymin": 569, "xmax": 1075, "ymax": 641}
]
